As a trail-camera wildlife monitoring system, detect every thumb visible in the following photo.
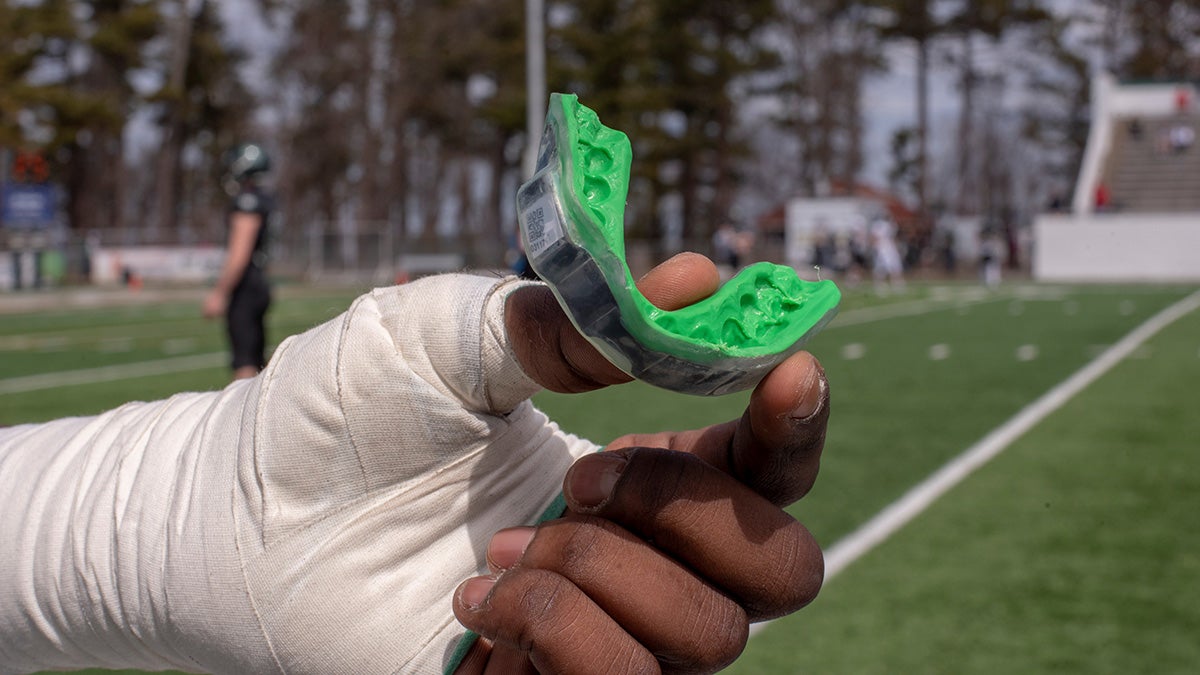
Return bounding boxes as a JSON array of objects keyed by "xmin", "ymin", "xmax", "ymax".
[{"xmin": 506, "ymin": 252, "xmax": 722, "ymax": 393}]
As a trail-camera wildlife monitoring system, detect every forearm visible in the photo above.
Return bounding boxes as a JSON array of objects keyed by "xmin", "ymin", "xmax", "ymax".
[
  {"xmin": 0, "ymin": 389, "xmax": 261, "ymax": 673},
  {"xmin": 211, "ymin": 252, "xmax": 251, "ymax": 295}
]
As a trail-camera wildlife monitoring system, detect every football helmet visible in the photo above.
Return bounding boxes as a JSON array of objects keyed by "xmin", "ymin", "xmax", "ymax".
[{"xmin": 222, "ymin": 143, "xmax": 271, "ymax": 181}]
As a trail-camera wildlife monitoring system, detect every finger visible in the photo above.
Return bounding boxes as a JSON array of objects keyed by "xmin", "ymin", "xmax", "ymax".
[
  {"xmin": 562, "ymin": 447, "xmax": 824, "ymax": 621},
  {"xmin": 728, "ymin": 350, "xmax": 830, "ymax": 505},
  {"xmin": 511, "ymin": 515, "xmax": 748, "ymax": 673},
  {"xmin": 506, "ymin": 252, "xmax": 721, "ymax": 393},
  {"xmin": 606, "ymin": 349, "xmax": 829, "ymax": 506},
  {"xmin": 633, "ymin": 251, "xmax": 723, "ymax": 310},
  {"xmin": 453, "ymin": 638, "xmax": 538, "ymax": 675},
  {"xmin": 453, "ymin": 569, "xmax": 659, "ymax": 675},
  {"xmin": 482, "ymin": 643, "xmax": 538, "ymax": 675}
]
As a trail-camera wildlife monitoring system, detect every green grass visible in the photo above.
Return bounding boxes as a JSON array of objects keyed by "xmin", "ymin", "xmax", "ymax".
[
  {"xmin": 726, "ymin": 297, "xmax": 1200, "ymax": 674},
  {"xmin": 1, "ymin": 287, "xmax": 365, "ymax": 424},
  {"xmin": 3, "ymin": 281, "xmax": 1197, "ymax": 674}
]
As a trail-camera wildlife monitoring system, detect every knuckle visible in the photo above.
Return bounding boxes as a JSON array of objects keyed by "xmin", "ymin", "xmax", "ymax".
[
  {"xmin": 663, "ymin": 595, "xmax": 748, "ymax": 673},
  {"xmin": 490, "ymin": 568, "xmax": 576, "ymax": 650},
  {"xmin": 552, "ymin": 517, "xmax": 613, "ymax": 580},
  {"xmin": 744, "ymin": 523, "xmax": 824, "ymax": 619},
  {"xmin": 625, "ymin": 448, "xmax": 706, "ymax": 514},
  {"xmin": 528, "ymin": 517, "xmax": 615, "ymax": 581}
]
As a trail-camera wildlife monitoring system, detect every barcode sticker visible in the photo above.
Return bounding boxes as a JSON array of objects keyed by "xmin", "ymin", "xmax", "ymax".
[{"xmin": 522, "ymin": 196, "xmax": 564, "ymax": 261}]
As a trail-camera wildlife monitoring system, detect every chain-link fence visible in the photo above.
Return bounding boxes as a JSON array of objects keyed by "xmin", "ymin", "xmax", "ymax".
[{"xmin": 2, "ymin": 218, "xmax": 781, "ymax": 290}]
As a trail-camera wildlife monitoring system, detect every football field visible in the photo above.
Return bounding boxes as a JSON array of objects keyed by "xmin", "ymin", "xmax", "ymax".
[{"xmin": 3, "ymin": 279, "xmax": 1198, "ymax": 674}]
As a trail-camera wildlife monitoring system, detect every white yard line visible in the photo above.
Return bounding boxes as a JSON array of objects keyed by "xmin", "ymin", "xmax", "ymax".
[
  {"xmin": 829, "ymin": 291, "xmax": 1005, "ymax": 328},
  {"xmin": 0, "ymin": 353, "xmax": 226, "ymax": 395},
  {"xmin": 749, "ymin": 288, "xmax": 1200, "ymax": 639},
  {"xmin": 2, "ymin": 289, "xmax": 995, "ymax": 394}
]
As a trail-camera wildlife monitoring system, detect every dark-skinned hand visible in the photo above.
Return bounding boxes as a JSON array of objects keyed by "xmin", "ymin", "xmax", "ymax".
[{"xmin": 454, "ymin": 253, "xmax": 831, "ymax": 674}]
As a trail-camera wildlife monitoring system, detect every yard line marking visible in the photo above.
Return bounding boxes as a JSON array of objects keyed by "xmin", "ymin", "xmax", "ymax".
[
  {"xmin": 161, "ymin": 338, "xmax": 198, "ymax": 355},
  {"xmin": 1016, "ymin": 344, "xmax": 1040, "ymax": 362},
  {"xmin": 36, "ymin": 337, "xmax": 70, "ymax": 351},
  {"xmin": 98, "ymin": 337, "xmax": 134, "ymax": 353},
  {"xmin": 831, "ymin": 293, "xmax": 1005, "ymax": 328},
  {"xmin": 2, "ymin": 290, "xmax": 998, "ymax": 395},
  {"xmin": 840, "ymin": 343, "xmax": 866, "ymax": 360},
  {"xmin": 749, "ymin": 288, "xmax": 1200, "ymax": 639},
  {"xmin": 0, "ymin": 353, "xmax": 225, "ymax": 395}
]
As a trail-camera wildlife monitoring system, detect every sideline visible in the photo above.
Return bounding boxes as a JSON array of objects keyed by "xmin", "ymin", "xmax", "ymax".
[
  {"xmin": 749, "ymin": 288, "xmax": 1200, "ymax": 639},
  {"xmin": 0, "ymin": 353, "xmax": 225, "ymax": 395},
  {"xmin": 1, "ymin": 286, "xmax": 1003, "ymax": 395}
]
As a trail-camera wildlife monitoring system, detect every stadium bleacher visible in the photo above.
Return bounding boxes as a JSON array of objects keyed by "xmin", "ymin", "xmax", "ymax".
[
  {"xmin": 1104, "ymin": 114, "xmax": 1200, "ymax": 212},
  {"xmin": 1034, "ymin": 75, "xmax": 1200, "ymax": 282}
]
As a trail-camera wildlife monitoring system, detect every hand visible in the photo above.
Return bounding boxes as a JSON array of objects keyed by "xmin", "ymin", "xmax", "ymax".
[
  {"xmin": 202, "ymin": 289, "xmax": 227, "ymax": 318},
  {"xmin": 453, "ymin": 253, "xmax": 830, "ymax": 673}
]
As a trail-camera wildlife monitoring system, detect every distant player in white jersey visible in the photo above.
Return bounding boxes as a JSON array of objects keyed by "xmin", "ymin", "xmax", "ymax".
[{"xmin": 869, "ymin": 213, "xmax": 905, "ymax": 294}]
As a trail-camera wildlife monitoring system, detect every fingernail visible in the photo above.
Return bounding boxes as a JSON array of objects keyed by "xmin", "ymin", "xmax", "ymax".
[
  {"xmin": 566, "ymin": 452, "xmax": 627, "ymax": 508},
  {"xmin": 487, "ymin": 527, "xmax": 535, "ymax": 570},
  {"xmin": 790, "ymin": 358, "xmax": 825, "ymax": 420},
  {"xmin": 459, "ymin": 576, "xmax": 496, "ymax": 610}
]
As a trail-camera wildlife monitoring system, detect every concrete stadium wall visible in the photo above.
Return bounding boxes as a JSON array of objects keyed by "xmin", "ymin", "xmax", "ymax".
[{"xmin": 1034, "ymin": 214, "xmax": 1200, "ymax": 282}]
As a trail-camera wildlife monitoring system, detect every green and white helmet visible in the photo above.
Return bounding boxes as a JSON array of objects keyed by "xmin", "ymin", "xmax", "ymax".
[{"xmin": 222, "ymin": 143, "xmax": 271, "ymax": 181}]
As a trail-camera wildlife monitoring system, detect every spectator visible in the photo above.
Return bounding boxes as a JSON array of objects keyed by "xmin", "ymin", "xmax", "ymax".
[
  {"xmin": 1169, "ymin": 123, "xmax": 1195, "ymax": 154},
  {"xmin": 1127, "ymin": 117, "xmax": 1144, "ymax": 141},
  {"xmin": 1094, "ymin": 182, "xmax": 1111, "ymax": 211}
]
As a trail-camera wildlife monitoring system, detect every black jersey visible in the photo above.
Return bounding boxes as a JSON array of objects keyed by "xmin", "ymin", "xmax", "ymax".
[
  {"xmin": 227, "ymin": 185, "xmax": 274, "ymax": 266},
  {"xmin": 224, "ymin": 184, "xmax": 274, "ymax": 371}
]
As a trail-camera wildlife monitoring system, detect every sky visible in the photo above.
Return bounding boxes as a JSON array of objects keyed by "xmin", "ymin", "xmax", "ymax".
[{"xmin": 861, "ymin": 45, "xmax": 960, "ymax": 186}]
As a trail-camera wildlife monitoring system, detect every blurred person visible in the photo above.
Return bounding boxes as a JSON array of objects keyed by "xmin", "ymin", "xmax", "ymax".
[
  {"xmin": 980, "ymin": 227, "xmax": 1004, "ymax": 289},
  {"xmin": 1126, "ymin": 117, "xmax": 1144, "ymax": 141},
  {"xmin": 1169, "ymin": 122, "xmax": 1194, "ymax": 154},
  {"xmin": 1, "ymin": 253, "xmax": 830, "ymax": 674},
  {"xmin": 1094, "ymin": 182, "xmax": 1111, "ymax": 211},
  {"xmin": 846, "ymin": 218, "xmax": 871, "ymax": 287},
  {"xmin": 937, "ymin": 227, "xmax": 957, "ymax": 275},
  {"xmin": 204, "ymin": 143, "xmax": 275, "ymax": 381},
  {"xmin": 869, "ymin": 212, "xmax": 905, "ymax": 295},
  {"xmin": 712, "ymin": 222, "xmax": 741, "ymax": 279},
  {"xmin": 811, "ymin": 219, "xmax": 836, "ymax": 273}
]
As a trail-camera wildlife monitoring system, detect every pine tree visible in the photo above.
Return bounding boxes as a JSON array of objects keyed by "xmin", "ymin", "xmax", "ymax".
[
  {"xmin": 868, "ymin": 0, "xmax": 946, "ymax": 218},
  {"xmin": 149, "ymin": 0, "xmax": 254, "ymax": 240}
]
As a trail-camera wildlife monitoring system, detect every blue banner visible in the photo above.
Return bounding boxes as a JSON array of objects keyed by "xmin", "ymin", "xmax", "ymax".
[{"xmin": 2, "ymin": 184, "xmax": 57, "ymax": 229}]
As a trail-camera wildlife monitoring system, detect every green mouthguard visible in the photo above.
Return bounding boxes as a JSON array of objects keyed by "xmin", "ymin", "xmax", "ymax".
[{"xmin": 517, "ymin": 93, "xmax": 840, "ymax": 395}]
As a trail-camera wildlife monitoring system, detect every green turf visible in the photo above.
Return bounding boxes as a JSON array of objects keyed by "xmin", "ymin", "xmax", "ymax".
[
  {"xmin": 1, "ymin": 289, "xmax": 364, "ymax": 424},
  {"xmin": 727, "ymin": 295, "xmax": 1200, "ymax": 674},
  {"xmin": 3, "ymin": 281, "xmax": 1196, "ymax": 674},
  {"xmin": 540, "ymin": 285, "xmax": 1192, "ymax": 547}
]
